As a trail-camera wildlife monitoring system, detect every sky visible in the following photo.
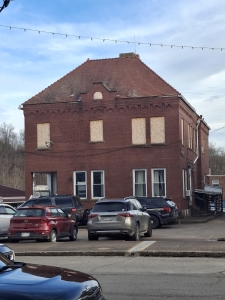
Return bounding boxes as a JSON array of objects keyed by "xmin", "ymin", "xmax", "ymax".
[{"xmin": 0, "ymin": 0, "xmax": 224, "ymax": 148}]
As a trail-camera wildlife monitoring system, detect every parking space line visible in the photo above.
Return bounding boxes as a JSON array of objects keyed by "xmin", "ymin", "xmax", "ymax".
[{"xmin": 128, "ymin": 241, "xmax": 156, "ymax": 253}]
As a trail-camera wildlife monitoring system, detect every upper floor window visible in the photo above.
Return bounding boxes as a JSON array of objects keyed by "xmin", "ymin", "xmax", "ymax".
[
  {"xmin": 90, "ymin": 120, "xmax": 103, "ymax": 142},
  {"xmin": 150, "ymin": 117, "xmax": 165, "ymax": 144},
  {"xmin": 37, "ymin": 123, "xmax": 50, "ymax": 149},
  {"xmin": 132, "ymin": 118, "xmax": 146, "ymax": 145},
  {"xmin": 91, "ymin": 170, "xmax": 105, "ymax": 199},
  {"xmin": 133, "ymin": 169, "xmax": 147, "ymax": 196},
  {"xmin": 152, "ymin": 168, "xmax": 166, "ymax": 197},
  {"xmin": 202, "ymin": 138, "xmax": 205, "ymax": 154},
  {"xmin": 93, "ymin": 92, "xmax": 103, "ymax": 100},
  {"xmin": 181, "ymin": 119, "xmax": 184, "ymax": 145},
  {"xmin": 74, "ymin": 171, "xmax": 87, "ymax": 199},
  {"xmin": 188, "ymin": 124, "xmax": 193, "ymax": 149}
]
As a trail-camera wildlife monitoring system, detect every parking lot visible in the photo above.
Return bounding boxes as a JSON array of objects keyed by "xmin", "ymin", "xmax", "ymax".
[{"xmin": 2, "ymin": 213, "xmax": 225, "ymax": 257}]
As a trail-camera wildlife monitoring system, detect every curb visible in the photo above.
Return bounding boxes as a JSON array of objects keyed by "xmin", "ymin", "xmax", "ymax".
[{"xmin": 15, "ymin": 250, "xmax": 225, "ymax": 258}]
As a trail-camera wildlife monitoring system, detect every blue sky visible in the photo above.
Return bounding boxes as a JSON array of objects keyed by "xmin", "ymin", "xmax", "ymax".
[{"xmin": 0, "ymin": 0, "xmax": 225, "ymax": 147}]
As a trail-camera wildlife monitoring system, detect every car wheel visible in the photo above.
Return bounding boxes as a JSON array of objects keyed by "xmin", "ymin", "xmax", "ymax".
[
  {"xmin": 151, "ymin": 215, "xmax": 160, "ymax": 229},
  {"xmin": 88, "ymin": 231, "xmax": 98, "ymax": 240},
  {"xmin": 144, "ymin": 219, "xmax": 152, "ymax": 237},
  {"xmin": 48, "ymin": 229, "xmax": 57, "ymax": 242},
  {"xmin": 131, "ymin": 223, "xmax": 140, "ymax": 241},
  {"xmin": 70, "ymin": 226, "xmax": 77, "ymax": 241}
]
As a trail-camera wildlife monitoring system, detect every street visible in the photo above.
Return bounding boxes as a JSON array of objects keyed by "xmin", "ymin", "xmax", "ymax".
[
  {"xmin": 18, "ymin": 255, "xmax": 225, "ymax": 299},
  {"xmin": 3, "ymin": 214, "xmax": 225, "ymax": 257}
]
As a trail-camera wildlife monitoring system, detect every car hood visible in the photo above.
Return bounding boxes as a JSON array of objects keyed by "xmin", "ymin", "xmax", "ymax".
[{"xmin": 0, "ymin": 263, "xmax": 102, "ymax": 300}]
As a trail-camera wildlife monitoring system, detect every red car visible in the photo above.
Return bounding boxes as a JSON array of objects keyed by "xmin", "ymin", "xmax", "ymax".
[{"xmin": 8, "ymin": 206, "xmax": 78, "ymax": 243}]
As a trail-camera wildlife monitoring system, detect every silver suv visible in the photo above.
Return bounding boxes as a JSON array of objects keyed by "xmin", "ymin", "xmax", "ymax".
[{"xmin": 87, "ymin": 197, "xmax": 152, "ymax": 241}]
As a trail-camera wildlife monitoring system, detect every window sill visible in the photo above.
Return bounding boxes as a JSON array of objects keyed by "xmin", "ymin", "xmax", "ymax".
[
  {"xmin": 36, "ymin": 147, "xmax": 51, "ymax": 151},
  {"xmin": 89, "ymin": 141, "xmax": 105, "ymax": 144}
]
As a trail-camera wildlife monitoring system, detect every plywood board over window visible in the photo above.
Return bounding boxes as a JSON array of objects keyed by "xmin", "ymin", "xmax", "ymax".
[
  {"xmin": 37, "ymin": 123, "xmax": 50, "ymax": 149},
  {"xmin": 132, "ymin": 118, "xmax": 146, "ymax": 145},
  {"xmin": 150, "ymin": 117, "xmax": 165, "ymax": 144},
  {"xmin": 90, "ymin": 120, "xmax": 103, "ymax": 142}
]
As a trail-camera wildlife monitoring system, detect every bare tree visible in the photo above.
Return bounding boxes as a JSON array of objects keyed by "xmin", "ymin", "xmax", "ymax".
[
  {"xmin": 0, "ymin": 122, "xmax": 24, "ymax": 190},
  {"xmin": 209, "ymin": 142, "xmax": 225, "ymax": 175}
]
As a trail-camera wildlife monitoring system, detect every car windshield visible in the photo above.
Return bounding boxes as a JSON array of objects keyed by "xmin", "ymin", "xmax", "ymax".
[
  {"xmin": 92, "ymin": 202, "xmax": 128, "ymax": 212},
  {"xmin": 14, "ymin": 209, "xmax": 45, "ymax": 217}
]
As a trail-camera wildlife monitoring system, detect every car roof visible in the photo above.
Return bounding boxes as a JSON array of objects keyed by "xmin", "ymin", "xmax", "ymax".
[
  {"xmin": 96, "ymin": 197, "xmax": 135, "ymax": 203},
  {"xmin": 17, "ymin": 205, "xmax": 60, "ymax": 210}
]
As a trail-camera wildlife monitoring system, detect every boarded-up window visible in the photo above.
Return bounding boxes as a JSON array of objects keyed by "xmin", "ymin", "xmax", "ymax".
[
  {"xmin": 188, "ymin": 124, "xmax": 193, "ymax": 149},
  {"xmin": 181, "ymin": 119, "xmax": 184, "ymax": 145},
  {"xmin": 37, "ymin": 123, "xmax": 50, "ymax": 148},
  {"xmin": 90, "ymin": 120, "xmax": 103, "ymax": 142},
  {"xmin": 93, "ymin": 92, "xmax": 103, "ymax": 100},
  {"xmin": 132, "ymin": 118, "xmax": 146, "ymax": 145},
  {"xmin": 150, "ymin": 117, "xmax": 165, "ymax": 144}
]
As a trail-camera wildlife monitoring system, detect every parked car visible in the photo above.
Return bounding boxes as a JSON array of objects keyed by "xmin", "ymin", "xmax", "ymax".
[
  {"xmin": 19, "ymin": 194, "xmax": 89, "ymax": 225},
  {"xmin": 0, "ymin": 253, "xmax": 106, "ymax": 300},
  {"xmin": 136, "ymin": 196, "xmax": 178, "ymax": 229},
  {"xmin": 0, "ymin": 203, "xmax": 16, "ymax": 238},
  {"xmin": 87, "ymin": 197, "xmax": 152, "ymax": 241},
  {"xmin": 8, "ymin": 205, "xmax": 78, "ymax": 243},
  {"xmin": 0, "ymin": 243, "xmax": 15, "ymax": 261}
]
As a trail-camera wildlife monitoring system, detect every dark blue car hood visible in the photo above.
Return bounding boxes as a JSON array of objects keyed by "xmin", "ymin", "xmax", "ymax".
[{"xmin": 0, "ymin": 263, "xmax": 101, "ymax": 300}]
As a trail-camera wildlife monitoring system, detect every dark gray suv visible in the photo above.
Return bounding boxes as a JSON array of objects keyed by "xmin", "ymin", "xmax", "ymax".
[
  {"xmin": 19, "ymin": 195, "xmax": 89, "ymax": 225},
  {"xmin": 87, "ymin": 197, "xmax": 152, "ymax": 241}
]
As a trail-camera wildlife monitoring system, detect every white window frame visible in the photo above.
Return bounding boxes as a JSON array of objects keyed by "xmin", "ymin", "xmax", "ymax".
[
  {"xmin": 133, "ymin": 169, "xmax": 147, "ymax": 197},
  {"xmin": 74, "ymin": 171, "xmax": 87, "ymax": 199},
  {"xmin": 91, "ymin": 170, "xmax": 105, "ymax": 199},
  {"xmin": 151, "ymin": 168, "xmax": 166, "ymax": 197}
]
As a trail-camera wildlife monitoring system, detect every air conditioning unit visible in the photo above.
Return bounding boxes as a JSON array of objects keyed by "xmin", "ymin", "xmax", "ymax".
[{"xmin": 185, "ymin": 190, "xmax": 191, "ymax": 197}]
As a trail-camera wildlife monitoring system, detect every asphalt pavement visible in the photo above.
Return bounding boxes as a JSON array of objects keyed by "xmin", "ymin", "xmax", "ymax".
[{"xmin": 2, "ymin": 213, "xmax": 225, "ymax": 258}]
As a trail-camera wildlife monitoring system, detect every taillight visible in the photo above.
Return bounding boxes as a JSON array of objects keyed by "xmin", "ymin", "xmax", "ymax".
[
  {"xmin": 118, "ymin": 213, "xmax": 133, "ymax": 217},
  {"xmin": 88, "ymin": 214, "xmax": 98, "ymax": 219},
  {"xmin": 71, "ymin": 208, "xmax": 77, "ymax": 214},
  {"xmin": 163, "ymin": 207, "xmax": 171, "ymax": 213}
]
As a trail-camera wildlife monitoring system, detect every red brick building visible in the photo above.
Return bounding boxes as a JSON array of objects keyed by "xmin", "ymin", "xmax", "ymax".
[{"xmin": 21, "ymin": 53, "xmax": 210, "ymax": 213}]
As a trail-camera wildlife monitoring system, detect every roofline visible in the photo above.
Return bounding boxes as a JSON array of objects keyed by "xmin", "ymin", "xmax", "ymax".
[{"xmin": 178, "ymin": 94, "xmax": 210, "ymax": 129}]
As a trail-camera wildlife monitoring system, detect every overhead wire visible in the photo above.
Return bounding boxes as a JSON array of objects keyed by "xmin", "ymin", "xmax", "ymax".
[{"xmin": 0, "ymin": 24, "xmax": 224, "ymax": 51}]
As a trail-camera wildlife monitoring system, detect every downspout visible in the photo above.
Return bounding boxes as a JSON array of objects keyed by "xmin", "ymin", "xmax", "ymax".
[
  {"xmin": 188, "ymin": 118, "xmax": 202, "ymax": 207},
  {"xmin": 193, "ymin": 118, "xmax": 202, "ymax": 164}
]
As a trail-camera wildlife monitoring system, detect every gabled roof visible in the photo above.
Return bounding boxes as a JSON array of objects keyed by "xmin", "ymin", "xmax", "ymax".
[{"xmin": 23, "ymin": 53, "xmax": 179, "ymax": 105}]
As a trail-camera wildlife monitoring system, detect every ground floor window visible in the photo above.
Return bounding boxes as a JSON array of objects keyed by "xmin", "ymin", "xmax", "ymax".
[
  {"xmin": 91, "ymin": 170, "xmax": 105, "ymax": 198},
  {"xmin": 152, "ymin": 169, "xmax": 166, "ymax": 197},
  {"xmin": 74, "ymin": 171, "xmax": 87, "ymax": 199},
  {"xmin": 133, "ymin": 169, "xmax": 147, "ymax": 196}
]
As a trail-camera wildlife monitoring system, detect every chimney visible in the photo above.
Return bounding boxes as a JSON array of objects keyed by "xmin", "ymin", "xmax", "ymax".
[{"xmin": 119, "ymin": 52, "xmax": 140, "ymax": 59}]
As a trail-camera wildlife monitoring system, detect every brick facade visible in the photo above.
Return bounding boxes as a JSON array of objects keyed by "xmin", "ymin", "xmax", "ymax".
[{"xmin": 22, "ymin": 53, "xmax": 210, "ymax": 212}]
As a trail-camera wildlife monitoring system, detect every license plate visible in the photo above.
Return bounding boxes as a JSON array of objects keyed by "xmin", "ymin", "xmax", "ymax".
[
  {"xmin": 104, "ymin": 217, "xmax": 112, "ymax": 221},
  {"xmin": 21, "ymin": 232, "xmax": 30, "ymax": 237}
]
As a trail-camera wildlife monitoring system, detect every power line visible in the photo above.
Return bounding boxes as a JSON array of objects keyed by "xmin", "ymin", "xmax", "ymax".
[
  {"xmin": 0, "ymin": 24, "xmax": 224, "ymax": 51},
  {"xmin": 210, "ymin": 125, "xmax": 225, "ymax": 134}
]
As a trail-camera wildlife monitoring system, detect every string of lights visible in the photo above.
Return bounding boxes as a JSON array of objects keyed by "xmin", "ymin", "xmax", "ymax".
[{"xmin": 0, "ymin": 24, "xmax": 224, "ymax": 51}]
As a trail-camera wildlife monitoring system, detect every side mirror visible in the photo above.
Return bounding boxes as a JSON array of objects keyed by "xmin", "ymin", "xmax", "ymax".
[{"xmin": 67, "ymin": 213, "xmax": 72, "ymax": 218}]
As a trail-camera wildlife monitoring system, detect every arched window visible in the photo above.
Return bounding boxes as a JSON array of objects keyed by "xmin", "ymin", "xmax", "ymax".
[{"xmin": 93, "ymin": 92, "xmax": 103, "ymax": 100}]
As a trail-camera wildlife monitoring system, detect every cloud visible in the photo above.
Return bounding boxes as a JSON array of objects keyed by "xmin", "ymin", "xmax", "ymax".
[{"xmin": 0, "ymin": 0, "xmax": 224, "ymax": 147}]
